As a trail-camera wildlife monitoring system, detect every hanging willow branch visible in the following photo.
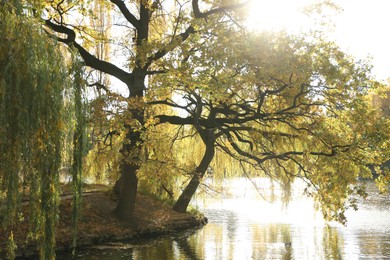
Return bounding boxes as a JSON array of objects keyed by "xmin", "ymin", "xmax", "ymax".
[
  {"xmin": 71, "ymin": 59, "xmax": 87, "ymax": 253},
  {"xmin": 0, "ymin": 5, "xmax": 87, "ymax": 259}
]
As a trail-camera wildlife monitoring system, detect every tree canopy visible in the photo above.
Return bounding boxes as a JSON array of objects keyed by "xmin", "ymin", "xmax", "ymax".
[
  {"xmin": 41, "ymin": 0, "xmax": 253, "ymax": 222},
  {"xmin": 39, "ymin": 0, "xmax": 389, "ymax": 221},
  {"xmin": 1, "ymin": 0, "xmax": 390, "ymax": 258},
  {"xmin": 0, "ymin": 4, "xmax": 86, "ymax": 259},
  {"xmin": 150, "ymin": 29, "xmax": 388, "ymax": 221}
]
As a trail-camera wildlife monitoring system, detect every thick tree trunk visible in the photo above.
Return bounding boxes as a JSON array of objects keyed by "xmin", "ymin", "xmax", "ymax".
[
  {"xmin": 113, "ymin": 80, "xmax": 144, "ymax": 221},
  {"xmin": 113, "ymin": 162, "xmax": 138, "ymax": 221},
  {"xmin": 173, "ymin": 131, "xmax": 215, "ymax": 213},
  {"xmin": 172, "ymin": 173, "xmax": 201, "ymax": 213},
  {"xmin": 113, "ymin": 127, "xmax": 141, "ymax": 221}
]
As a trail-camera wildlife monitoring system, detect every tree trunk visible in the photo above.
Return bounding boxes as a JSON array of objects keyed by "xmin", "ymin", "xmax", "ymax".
[
  {"xmin": 113, "ymin": 129, "xmax": 142, "ymax": 221},
  {"xmin": 113, "ymin": 80, "xmax": 144, "ymax": 221},
  {"xmin": 173, "ymin": 131, "xmax": 215, "ymax": 213},
  {"xmin": 113, "ymin": 128, "xmax": 141, "ymax": 221},
  {"xmin": 113, "ymin": 162, "xmax": 138, "ymax": 221}
]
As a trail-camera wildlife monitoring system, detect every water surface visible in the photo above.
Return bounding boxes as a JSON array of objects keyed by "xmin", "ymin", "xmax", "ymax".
[{"xmin": 60, "ymin": 178, "xmax": 390, "ymax": 259}]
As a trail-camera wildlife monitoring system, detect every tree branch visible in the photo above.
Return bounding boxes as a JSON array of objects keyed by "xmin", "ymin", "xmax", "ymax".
[
  {"xmin": 110, "ymin": 0, "xmax": 140, "ymax": 29},
  {"xmin": 45, "ymin": 19, "xmax": 131, "ymax": 84},
  {"xmin": 192, "ymin": 0, "xmax": 250, "ymax": 18},
  {"xmin": 144, "ymin": 25, "xmax": 195, "ymax": 69},
  {"xmin": 156, "ymin": 115, "xmax": 194, "ymax": 125}
]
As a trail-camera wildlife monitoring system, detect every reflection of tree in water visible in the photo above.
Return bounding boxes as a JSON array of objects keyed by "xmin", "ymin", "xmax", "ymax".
[
  {"xmin": 250, "ymin": 224, "xmax": 292, "ymax": 260},
  {"xmin": 172, "ymin": 229, "xmax": 201, "ymax": 260},
  {"xmin": 281, "ymin": 228, "xmax": 292, "ymax": 260},
  {"xmin": 225, "ymin": 210, "xmax": 239, "ymax": 239},
  {"xmin": 172, "ymin": 193, "xmax": 390, "ymax": 259},
  {"xmin": 360, "ymin": 181, "xmax": 390, "ymax": 210},
  {"xmin": 355, "ymin": 232, "xmax": 390, "ymax": 258},
  {"xmin": 355, "ymin": 181, "xmax": 390, "ymax": 257},
  {"xmin": 249, "ymin": 225, "xmax": 342, "ymax": 259},
  {"xmin": 322, "ymin": 227, "xmax": 342, "ymax": 259},
  {"xmin": 132, "ymin": 239, "xmax": 175, "ymax": 260},
  {"xmin": 174, "ymin": 237, "xmax": 199, "ymax": 260},
  {"xmin": 226, "ymin": 210, "xmax": 239, "ymax": 258},
  {"xmin": 184, "ymin": 209, "xmax": 240, "ymax": 259}
]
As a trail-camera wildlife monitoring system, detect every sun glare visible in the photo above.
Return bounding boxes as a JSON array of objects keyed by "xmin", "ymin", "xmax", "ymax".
[{"xmin": 245, "ymin": 0, "xmax": 313, "ymax": 32}]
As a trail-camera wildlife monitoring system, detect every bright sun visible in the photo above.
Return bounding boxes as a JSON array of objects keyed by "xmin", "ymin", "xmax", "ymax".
[{"xmin": 245, "ymin": 0, "xmax": 313, "ymax": 32}]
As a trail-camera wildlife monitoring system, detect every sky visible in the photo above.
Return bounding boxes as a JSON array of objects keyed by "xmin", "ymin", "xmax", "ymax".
[
  {"xmin": 331, "ymin": 0, "xmax": 390, "ymax": 82},
  {"xmin": 247, "ymin": 0, "xmax": 390, "ymax": 82}
]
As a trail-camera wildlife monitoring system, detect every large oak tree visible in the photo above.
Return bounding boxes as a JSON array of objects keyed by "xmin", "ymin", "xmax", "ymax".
[{"xmin": 42, "ymin": 0, "xmax": 249, "ymax": 221}]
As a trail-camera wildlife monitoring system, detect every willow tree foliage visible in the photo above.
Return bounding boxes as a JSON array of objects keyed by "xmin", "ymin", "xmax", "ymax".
[
  {"xmin": 38, "ymin": 0, "xmax": 390, "ymax": 225},
  {"xmin": 369, "ymin": 83, "xmax": 390, "ymax": 191},
  {"xmin": 0, "ymin": 5, "xmax": 86, "ymax": 259},
  {"xmin": 42, "ymin": 0, "xmax": 249, "ymax": 221},
  {"xmin": 152, "ymin": 29, "xmax": 389, "ymax": 222},
  {"xmin": 70, "ymin": 61, "xmax": 87, "ymax": 252}
]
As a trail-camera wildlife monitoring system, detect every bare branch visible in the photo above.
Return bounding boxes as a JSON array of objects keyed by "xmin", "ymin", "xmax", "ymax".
[
  {"xmin": 88, "ymin": 82, "xmax": 109, "ymax": 92},
  {"xmin": 45, "ymin": 19, "xmax": 131, "ymax": 84},
  {"xmin": 110, "ymin": 0, "xmax": 140, "ymax": 29}
]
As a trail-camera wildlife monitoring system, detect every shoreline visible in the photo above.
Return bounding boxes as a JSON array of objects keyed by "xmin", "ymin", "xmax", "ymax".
[{"xmin": 1, "ymin": 190, "xmax": 207, "ymax": 258}]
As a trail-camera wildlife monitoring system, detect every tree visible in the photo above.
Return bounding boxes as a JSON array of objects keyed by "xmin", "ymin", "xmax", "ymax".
[
  {"xmin": 0, "ymin": 4, "xmax": 85, "ymax": 258},
  {"xmin": 33, "ymin": 0, "xmax": 389, "ymax": 225},
  {"xmin": 42, "ymin": 0, "xmax": 249, "ymax": 221},
  {"xmin": 152, "ymin": 30, "xmax": 388, "ymax": 223},
  {"xmin": 369, "ymin": 81, "xmax": 390, "ymax": 191},
  {"xmin": 372, "ymin": 82, "xmax": 390, "ymax": 117}
]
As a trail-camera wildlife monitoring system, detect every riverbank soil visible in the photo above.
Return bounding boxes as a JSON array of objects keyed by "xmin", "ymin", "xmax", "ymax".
[{"xmin": 0, "ymin": 186, "xmax": 207, "ymax": 258}]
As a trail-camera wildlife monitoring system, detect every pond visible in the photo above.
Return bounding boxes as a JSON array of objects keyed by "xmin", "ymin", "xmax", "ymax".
[{"xmin": 59, "ymin": 178, "xmax": 390, "ymax": 259}]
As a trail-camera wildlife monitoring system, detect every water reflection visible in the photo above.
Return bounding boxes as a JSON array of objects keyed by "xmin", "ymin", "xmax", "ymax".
[
  {"xmin": 195, "ymin": 210, "xmax": 343, "ymax": 259},
  {"xmin": 60, "ymin": 179, "xmax": 390, "ymax": 259}
]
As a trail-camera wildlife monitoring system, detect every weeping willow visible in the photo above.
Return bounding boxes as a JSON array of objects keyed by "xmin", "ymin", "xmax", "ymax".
[
  {"xmin": 70, "ymin": 60, "xmax": 86, "ymax": 253},
  {"xmin": 0, "ymin": 5, "xmax": 85, "ymax": 259}
]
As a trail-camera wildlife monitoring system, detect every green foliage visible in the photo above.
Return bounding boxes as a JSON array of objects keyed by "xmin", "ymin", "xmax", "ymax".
[
  {"xmin": 6, "ymin": 231, "xmax": 16, "ymax": 260},
  {"xmin": 31, "ymin": 0, "xmax": 389, "ymax": 226},
  {"xmin": 369, "ymin": 83, "xmax": 390, "ymax": 191},
  {"xmin": 70, "ymin": 60, "xmax": 87, "ymax": 253},
  {"xmin": 0, "ymin": 6, "xmax": 86, "ymax": 259},
  {"xmin": 151, "ymin": 28, "xmax": 389, "ymax": 223}
]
